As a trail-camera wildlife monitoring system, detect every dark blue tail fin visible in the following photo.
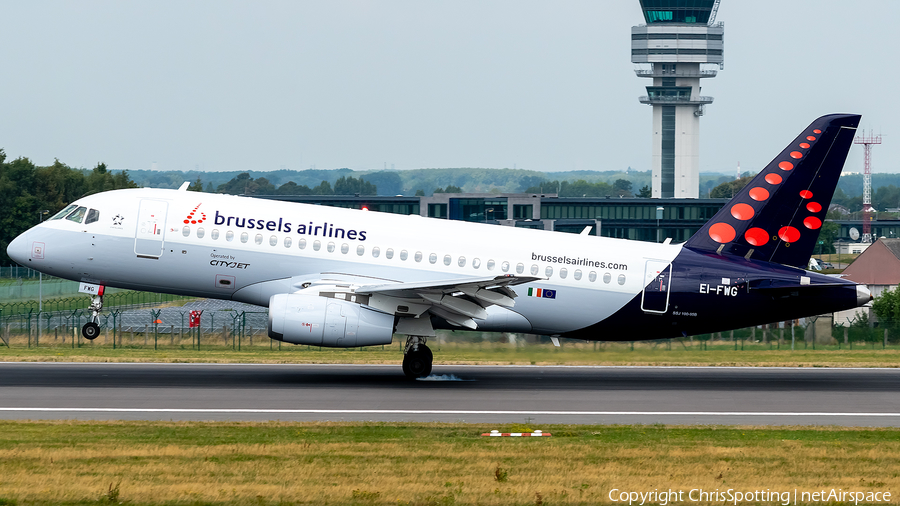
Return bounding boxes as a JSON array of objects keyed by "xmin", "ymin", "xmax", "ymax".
[{"xmin": 684, "ymin": 114, "xmax": 860, "ymax": 268}]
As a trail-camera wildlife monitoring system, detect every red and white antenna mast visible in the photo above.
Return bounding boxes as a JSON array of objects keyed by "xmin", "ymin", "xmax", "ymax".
[{"xmin": 853, "ymin": 131, "xmax": 882, "ymax": 243}]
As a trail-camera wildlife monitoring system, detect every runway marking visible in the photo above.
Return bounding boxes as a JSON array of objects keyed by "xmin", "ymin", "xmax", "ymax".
[{"xmin": 1, "ymin": 408, "xmax": 900, "ymax": 417}]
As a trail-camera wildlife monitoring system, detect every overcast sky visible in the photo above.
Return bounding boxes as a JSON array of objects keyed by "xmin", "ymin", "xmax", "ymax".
[{"xmin": 1, "ymin": 0, "xmax": 897, "ymax": 176}]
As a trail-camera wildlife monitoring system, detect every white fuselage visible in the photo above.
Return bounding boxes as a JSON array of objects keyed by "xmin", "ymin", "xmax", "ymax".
[{"xmin": 9, "ymin": 188, "xmax": 682, "ymax": 335}]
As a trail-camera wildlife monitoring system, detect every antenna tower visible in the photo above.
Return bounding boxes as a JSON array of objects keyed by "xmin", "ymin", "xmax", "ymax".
[{"xmin": 853, "ymin": 131, "xmax": 882, "ymax": 243}]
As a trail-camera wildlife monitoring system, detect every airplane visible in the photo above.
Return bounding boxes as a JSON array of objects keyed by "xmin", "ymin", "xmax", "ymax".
[{"xmin": 6, "ymin": 114, "xmax": 871, "ymax": 378}]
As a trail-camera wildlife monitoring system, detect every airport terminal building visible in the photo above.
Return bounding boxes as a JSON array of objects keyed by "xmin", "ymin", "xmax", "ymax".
[{"xmin": 262, "ymin": 193, "xmax": 728, "ymax": 244}]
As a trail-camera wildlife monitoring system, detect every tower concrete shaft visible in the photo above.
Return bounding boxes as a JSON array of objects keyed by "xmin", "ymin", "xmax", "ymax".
[{"xmin": 632, "ymin": 0, "xmax": 723, "ymax": 199}]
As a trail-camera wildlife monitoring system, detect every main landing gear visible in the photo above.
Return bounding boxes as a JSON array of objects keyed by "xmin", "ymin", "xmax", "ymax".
[
  {"xmin": 81, "ymin": 293, "xmax": 104, "ymax": 340},
  {"xmin": 402, "ymin": 336, "xmax": 433, "ymax": 379}
]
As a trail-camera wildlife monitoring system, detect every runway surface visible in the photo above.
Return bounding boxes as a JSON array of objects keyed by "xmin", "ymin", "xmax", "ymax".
[{"xmin": 2, "ymin": 362, "xmax": 899, "ymax": 426}]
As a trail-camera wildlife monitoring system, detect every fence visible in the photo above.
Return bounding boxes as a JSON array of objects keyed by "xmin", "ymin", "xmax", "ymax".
[
  {"xmin": 0, "ymin": 307, "xmax": 897, "ymax": 352},
  {"xmin": 0, "ymin": 308, "xmax": 271, "ymax": 351}
]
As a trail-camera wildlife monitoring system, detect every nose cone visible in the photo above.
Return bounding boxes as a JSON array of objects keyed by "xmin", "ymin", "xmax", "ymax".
[{"xmin": 6, "ymin": 231, "xmax": 28, "ymax": 265}]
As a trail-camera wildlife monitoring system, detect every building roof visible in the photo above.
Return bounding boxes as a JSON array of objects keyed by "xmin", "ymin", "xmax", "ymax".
[{"xmin": 841, "ymin": 238, "xmax": 900, "ymax": 285}]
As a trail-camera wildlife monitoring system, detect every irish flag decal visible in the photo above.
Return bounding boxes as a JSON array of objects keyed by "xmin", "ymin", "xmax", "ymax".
[{"xmin": 527, "ymin": 287, "xmax": 556, "ymax": 299}]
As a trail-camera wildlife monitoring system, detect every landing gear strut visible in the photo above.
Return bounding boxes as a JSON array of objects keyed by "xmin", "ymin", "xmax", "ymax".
[
  {"xmin": 81, "ymin": 293, "xmax": 104, "ymax": 340},
  {"xmin": 402, "ymin": 336, "xmax": 433, "ymax": 379}
]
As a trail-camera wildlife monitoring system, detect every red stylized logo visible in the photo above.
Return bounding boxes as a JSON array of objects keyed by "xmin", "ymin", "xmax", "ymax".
[{"xmin": 184, "ymin": 204, "xmax": 207, "ymax": 225}]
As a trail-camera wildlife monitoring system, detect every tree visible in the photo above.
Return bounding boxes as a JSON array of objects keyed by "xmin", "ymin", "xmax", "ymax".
[
  {"xmin": 433, "ymin": 185, "xmax": 462, "ymax": 194},
  {"xmin": 638, "ymin": 185, "xmax": 652, "ymax": 198},
  {"xmin": 415, "ymin": 189, "xmax": 425, "ymax": 196},
  {"xmin": 613, "ymin": 179, "xmax": 633, "ymax": 197},
  {"xmin": 216, "ymin": 173, "xmax": 275, "ymax": 195},
  {"xmin": 709, "ymin": 176, "xmax": 753, "ymax": 199},
  {"xmin": 873, "ymin": 286, "xmax": 900, "ymax": 327},
  {"xmin": 334, "ymin": 176, "xmax": 376, "ymax": 195},
  {"xmin": 313, "ymin": 181, "xmax": 333, "ymax": 195},
  {"xmin": 275, "ymin": 181, "xmax": 314, "ymax": 195},
  {"xmin": 361, "ymin": 172, "xmax": 402, "ymax": 195},
  {"xmin": 187, "ymin": 177, "xmax": 204, "ymax": 192}
]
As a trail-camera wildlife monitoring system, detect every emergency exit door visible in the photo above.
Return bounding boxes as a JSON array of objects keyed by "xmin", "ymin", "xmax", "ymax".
[
  {"xmin": 134, "ymin": 200, "xmax": 168, "ymax": 257},
  {"xmin": 641, "ymin": 259, "xmax": 672, "ymax": 313}
]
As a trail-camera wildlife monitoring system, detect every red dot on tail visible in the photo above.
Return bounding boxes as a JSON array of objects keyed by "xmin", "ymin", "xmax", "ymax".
[
  {"xmin": 813, "ymin": 129, "xmax": 822, "ymax": 134},
  {"xmin": 779, "ymin": 161, "xmax": 794, "ymax": 171},
  {"xmin": 799, "ymin": 190, "xmax": 813, "ymax": 199},
  {"xmin": 807, "ymin": 202, "xmax": 822, "ymax": 213},
  {"xmin": 807, "ymin": 136, "xmax": 816, "ymax": 141},
  {"xmin": 790, "ymin": 151, "xmax": 803, "ymax": 159},
  {"xmin": 749, "ymin": 187, "xmax": 770, "ymax": 201},
  {"xmin": 765, "ymin": 173, "xmax": 783, "ymax": 185},
  {"xmin": 709, "ymin": 223, "xmax": 736, "ymax": 243},
  {"xmin": 731, "ymin": 203, "xmax": 755, "ymax": 221},
  {"xmin": 745, "ymin": 227, "xmax": 769, "ymax": 246},
  {"xmin": 183, "ymin": 220, "xmax": 189, "ymax": 224},
  {"xmin": 191, "ymin": 220, "xmax": 197, "ymax": 224},
  {"xmin": 799, "ymin": 143, "xmax": 810, "ymax": 149},
  {"xmin": 803, "ymin": 217, "xmax": 822, "ymax": 230},
  {"xmin": 778, "ymin": 226, "xmax": 801, "ymax": 243}
]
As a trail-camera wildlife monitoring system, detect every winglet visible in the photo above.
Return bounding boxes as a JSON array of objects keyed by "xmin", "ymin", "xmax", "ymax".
[{"xmin": 684, "ymin": 114, "xmax": 860, "ymax": 268}]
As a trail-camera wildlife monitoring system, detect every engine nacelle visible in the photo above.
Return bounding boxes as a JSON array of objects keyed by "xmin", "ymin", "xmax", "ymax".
[{"xmin": 267, "ymin": 293, "xmax": 395, "ymax": 347}]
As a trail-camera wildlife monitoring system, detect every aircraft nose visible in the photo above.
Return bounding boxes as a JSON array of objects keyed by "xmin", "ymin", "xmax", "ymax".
[{"xmin": 6, "ymin": 231, "xmax": 28, "ymax": 266}]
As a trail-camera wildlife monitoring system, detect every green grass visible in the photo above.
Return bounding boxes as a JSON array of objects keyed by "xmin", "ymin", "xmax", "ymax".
[
  {"xmin": 0, "ymin": 421, "xmax": 897, "ymax": 505},
  {"xmin": 2, "ymin": 338, "xmax": 900, "ymax": 367}
]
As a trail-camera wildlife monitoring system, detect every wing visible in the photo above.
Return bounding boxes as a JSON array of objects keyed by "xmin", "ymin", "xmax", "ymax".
[{"xmin": 356, "ymin": 275, "xmax": 541, "ymax": 330}]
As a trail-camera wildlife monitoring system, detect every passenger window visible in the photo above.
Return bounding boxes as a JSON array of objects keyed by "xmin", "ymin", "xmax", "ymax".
[
  {"xmin": 357, "ymin": 245, "xmax": 365, "ymax": 256},
  {"xmin": 414, "ymin": 251, "xmax": 423, "ymax": 262},
  {"xmin": 530, "ymin": 264, "xmax": 539, "ymax": 275},
  {"xmin": 486, "ymin": 259, "xmax": 494, "ymax": 270},
  {"xmin": 545, "ymin": 266, "xmax": 553, "ymax": 277},
  {"xmin": 240, "ymin": 232, "xmax": 249, "ymax": 243},
  {"xmin": 341, "ymin": 243, "xmax": 349, "ymax": 254},
  {"xmin": 502, "ymin": 261, "xmax": 510, "ymax": 272},
  {"xmin": 458, "ymin": 256, "xmax": 466, "ymax": 267},
  {"xmin": 299, "ymin": 238, "xmax": 307, "ymax": 249},
  {"xmin": 197, "ymin": 227, "xmax": 205, "ymax": 239},
  {"xmin": 284, "ymin": 237, "xmax": 292, "ymax": 248},
  {"xmin": 589, "ymin": 271, "xmax": 597, "ymax": 282},
  {"xmin": 603, "ymin": 272, "xmax": 611, "ymax": 284},
  {"xmin": 429, "ymin": 253, "xmax": 437, "ymax": 264},
  {"xmin": 66, "ymin": 206, "xmax": 87, "ymax": 223},
  {"xmin": 50, "ymin": 205, "xmax": 78, "ymax": 220},
  {"xmin": 226, "ymin": 231, "xmax": 234, "ymax": 242},
  {"xmin": 442, "ymin": 254, "xmax": 450, "ymax": 266},
  {"xmin": 211, "ymin": 229, "xmax": 220, "ymax": 240},
  {"xmin": 182, "ymin": 226, "xmax": 190, "ymax": 237},
  {"xmin": 516, "ymin": 263, "xmax": 524, "ymax": 274},
  {"xmin": 255, "ymin": 234, "xmax": 263, "ymax": 245},
  {"xmin": 373, "ymin": 247, "xmax": 381, "ymax": 258},
  {"xmin": 269, "ymin": 235, "xmax": 277, "ymax": 246},
  {"xmin": 327, "ymin": 242, "xmax": 335, "ymax": 253},
  {"xmin": 618, "ymin": 274, "xmax": 626, "ymax": 285},
  {"xmin": 399, "ymin": 250, "xmax": 407, "ymax": 261},
  {"xmin": 313, "ymin": 240, "xmax": 321, "ymax": 251},
  {"xmin": 574, "ymin": 269, "xmax": 582, "ymax": 280},
  {"xmin": 85, "ymin": 209, "xmax": 100, "ymax": 224},
  {"xmin": 559, "ymin": 268, "xmax": 567, "ymax": 279}
]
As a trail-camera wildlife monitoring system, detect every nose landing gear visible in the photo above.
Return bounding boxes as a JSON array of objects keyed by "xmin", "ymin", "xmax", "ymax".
[
  {"xmin": 402, "ymin": 336, "xmax": 433, "ymax": 379},
  {"xmin": 81, "ymin": 291, "xmax": 104, "ymax": 341}
]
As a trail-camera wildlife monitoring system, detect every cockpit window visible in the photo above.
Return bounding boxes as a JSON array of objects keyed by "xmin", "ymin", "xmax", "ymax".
[
  {"xmin": 49, "ymin": 204, "xmax": 78, "ymax": 220},
  {"xmin": 66, "ymin": 206, "xmax": 87, "ymax": 223},
  {"xmin": 85, "ymin": 209, "xmax": 100, "ymax": 224}
]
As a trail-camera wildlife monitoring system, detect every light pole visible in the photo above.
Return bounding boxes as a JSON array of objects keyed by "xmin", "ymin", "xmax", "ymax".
[
  {"xmin": 37, "ymin": 210, "xmax": 48, "ymax": 344},
  {"xmin": 656, "ymin": 207, "xmax": 664, "ymax": 243}
]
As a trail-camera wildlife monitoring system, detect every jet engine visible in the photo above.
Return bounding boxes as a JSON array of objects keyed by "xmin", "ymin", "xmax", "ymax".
[{"xmin": 267, "ymin": 293, "xmax": 395, "ymax": 347}]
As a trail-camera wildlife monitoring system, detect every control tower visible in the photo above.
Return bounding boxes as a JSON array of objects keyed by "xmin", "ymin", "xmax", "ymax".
[{"xmin": 632, "ymin": 0, "xmax": 724, "ymax": 198}]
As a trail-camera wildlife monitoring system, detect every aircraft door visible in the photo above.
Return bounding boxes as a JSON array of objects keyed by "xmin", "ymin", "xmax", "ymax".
[
  {"xmin": 641, "ymin": 259, "xmax": 672, "ymax": 314},
  {"xmin": 134, "ymin": 200, "xmax": 168, "ymax": 257}
]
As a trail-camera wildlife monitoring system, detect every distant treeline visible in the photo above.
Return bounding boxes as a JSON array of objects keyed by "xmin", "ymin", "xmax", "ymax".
[{"xmin": 0, "ymin": 150, "xmax": 137, "ymax": 265}]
